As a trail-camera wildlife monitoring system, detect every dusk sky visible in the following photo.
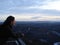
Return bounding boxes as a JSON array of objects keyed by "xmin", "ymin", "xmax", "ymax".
[{"xmin": 0, "ymin": 0, "xmax": 60, "ymax": 21}]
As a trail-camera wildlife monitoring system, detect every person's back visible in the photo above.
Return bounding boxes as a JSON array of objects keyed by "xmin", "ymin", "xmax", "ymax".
[
  {"xmin": 0, "ymin": 25, "xmax": 11, "ymax": 45},
  {"xmin": 0, "ymin": 16, "xmax": 17, "ymax": 45}
]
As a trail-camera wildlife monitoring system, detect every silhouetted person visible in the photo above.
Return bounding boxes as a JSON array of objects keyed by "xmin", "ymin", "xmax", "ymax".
[{"xmin": 0, "ymin": 16, "xmax": 17, "ymax": 45}]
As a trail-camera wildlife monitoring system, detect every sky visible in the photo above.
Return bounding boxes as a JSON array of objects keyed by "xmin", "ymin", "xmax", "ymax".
[{"xmin": 0, "ymin": 0, "xmax": 60, "ymax": 21}]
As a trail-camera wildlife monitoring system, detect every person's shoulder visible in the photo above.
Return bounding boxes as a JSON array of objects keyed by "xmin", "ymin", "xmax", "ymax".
[{"xmin": 0, "ymin": 24, "xmax": 3, "ymax": 28}]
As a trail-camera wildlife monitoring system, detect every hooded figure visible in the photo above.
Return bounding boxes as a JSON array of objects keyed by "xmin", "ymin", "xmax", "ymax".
[{"xmin": 0, "ymin": 16, "xmax": 17, "ymax": 45}]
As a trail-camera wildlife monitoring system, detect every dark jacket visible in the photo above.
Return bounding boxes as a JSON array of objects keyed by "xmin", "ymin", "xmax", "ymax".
[{"xmin": 0, "ymin": 24, "xmax": 17, "ymax": 45}]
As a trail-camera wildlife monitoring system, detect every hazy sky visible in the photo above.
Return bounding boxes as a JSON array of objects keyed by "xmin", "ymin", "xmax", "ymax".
[{"xmin": 0, "ymin": 0, "xmax": 60, "ymax": 21}]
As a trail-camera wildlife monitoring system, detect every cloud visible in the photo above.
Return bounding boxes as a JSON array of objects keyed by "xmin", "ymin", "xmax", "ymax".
[
  {"xmin": 0, "ymin": 14, "xmax": 60, "ymax": 21},
  {"xmin": 40, "ymin": 0, "xmax": 60, "ymax": 11},
  {"xmin": 0, "ymin": 0, "xmax": 60, "ymax": 21},
  {"xmin": 0, "ymin": 0, "xmax": 55, "ymax": 13}
]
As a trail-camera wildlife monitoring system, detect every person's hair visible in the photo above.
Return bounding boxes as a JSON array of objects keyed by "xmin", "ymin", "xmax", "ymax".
[{"xmin": 3, "ymin": 16, "xmax": 15, "ymax": 27}]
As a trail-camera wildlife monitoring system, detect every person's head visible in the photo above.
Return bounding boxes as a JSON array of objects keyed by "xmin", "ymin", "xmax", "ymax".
[{"xmin": 3, "ymin": 16, "xmax": 15, "ymax": 26}]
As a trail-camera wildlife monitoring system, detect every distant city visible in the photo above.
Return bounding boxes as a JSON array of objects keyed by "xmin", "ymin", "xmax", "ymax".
[{"xmin": 0, "ymin": 21, "xmax": 60, "ymax": 45}]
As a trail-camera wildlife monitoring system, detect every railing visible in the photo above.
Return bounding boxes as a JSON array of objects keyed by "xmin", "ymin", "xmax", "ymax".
[{"xmin": 6, "ymin": 38, "xmax": 26, "ymax": 45}]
